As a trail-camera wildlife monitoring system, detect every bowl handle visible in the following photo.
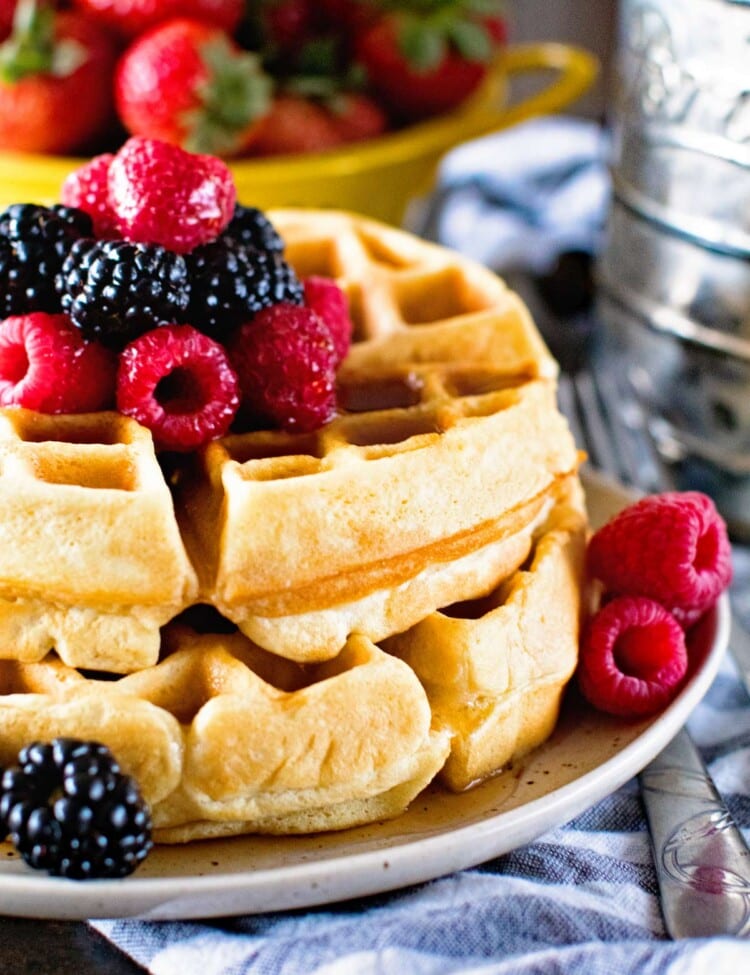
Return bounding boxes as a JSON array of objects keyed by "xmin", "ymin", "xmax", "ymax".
[{"xmin": 463, "ymin": 42, "xmax": 600, "ymax": 138}]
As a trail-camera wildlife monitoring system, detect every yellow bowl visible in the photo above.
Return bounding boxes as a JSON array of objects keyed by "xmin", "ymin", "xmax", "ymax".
[{"xmin": 0, "ymin": 43, "xmax": 597, "ymax": 226}]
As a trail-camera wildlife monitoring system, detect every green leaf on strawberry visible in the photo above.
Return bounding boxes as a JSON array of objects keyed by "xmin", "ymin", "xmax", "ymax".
[
  {"xmin": 187, "ymin": 40, "xmax": 272, "ymax": 155},
  {"xmin": 447, "ymin": 17, "xmax": 493, "ymax": 62},
  {"xmin": 398, "ymin": 18, "xmax": 446, "ymax": 71},
  {"xmin": 0, "ymin": 0, "xmax": 85, "ymax": 84}
]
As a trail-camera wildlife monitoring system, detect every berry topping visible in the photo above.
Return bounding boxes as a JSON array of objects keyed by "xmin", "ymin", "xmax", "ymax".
[
  {"xmin": 0, "ymin": 737, "xmax": 152, "ymax": 880},
  {"xmin": 223, "ymin": 204, "xmax": 284, "ymax": 254},
  {"xmin": 186, "ymin": 238, "xmax": 303, "ymax": 339},
  {"xmin": 57, "ymin": 238, "xmax": 191, "ymax": 348},
  {"xmin": 228, "ymin": 303, "xmax": 337, "ymax": 433},
  {"xmin": 587, "ymin": 492, "xmax": 732, "ymax": 621},
  {"xmin": 303, "ymin": 276, "xmax": 352, "ymax": 364},
  {"xmin": 116, "ymin": 323, "xmax": 239, "ymax": 451},
  {"xmin": 0, "ymin": 312, "xmax": 116, "ymax": 413},
  {"xmin": 0, "ymin": 203, "xmax": 93, "ymax": 316},
  {"xmin": 577, "ymin": 596, "xmax": 689, "ymax": 719},
  {"xmin": 60, "ymin": 153, "xmax": 119, "ymax": 238},
  {"xmin": 108, "ymin": 136, "xmax": 236, "ymax": 253}
]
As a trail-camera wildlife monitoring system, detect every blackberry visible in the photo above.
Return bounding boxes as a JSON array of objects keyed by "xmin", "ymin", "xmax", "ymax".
[
  {"xmin": 223, "ymin": 204, "xmax": 284, "ymax": 254},
  {"xmin": 56, "ymin": 238, "xmax": 191, "ymax": 348},
  {"xmin": 186, "ymin": 239, "xmax": 303, "ymax": 339},
  {"xmin": 0, "ymin": 738, "xmax": 152, "ymax": 880},
  {"xmin": 0, "ymin": 204, "xmax": 93, "ymax": 317}
]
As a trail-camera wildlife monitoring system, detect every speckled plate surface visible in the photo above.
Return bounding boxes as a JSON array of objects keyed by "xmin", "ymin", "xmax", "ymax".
[{"xmin": 0, "ymin": 472, "xmax": 730, "ymax": 920}]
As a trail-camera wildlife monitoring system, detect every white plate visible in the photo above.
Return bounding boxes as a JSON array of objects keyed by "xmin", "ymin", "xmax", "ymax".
[{"xmin": 0, "ymin": 472, "xmax": 731, "ymax": 920}]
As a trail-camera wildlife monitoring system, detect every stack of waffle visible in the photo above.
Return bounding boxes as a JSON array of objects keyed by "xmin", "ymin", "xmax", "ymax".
[{"xmin": 0, "ymin": 211, "xmax": 586, "ymax": 842}]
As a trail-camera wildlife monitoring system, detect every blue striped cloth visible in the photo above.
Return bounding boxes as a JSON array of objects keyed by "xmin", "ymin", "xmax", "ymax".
[{"xmin": 89, "ymin": 566, "xmax": 750, "ymax": 974}]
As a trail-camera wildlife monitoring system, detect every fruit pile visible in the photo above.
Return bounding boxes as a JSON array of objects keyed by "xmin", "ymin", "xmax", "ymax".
[
  {"xmin": 578, "ymin": 491, "xmax": 733, "ymax": 719},
  {"xmin": 0, "ymin": 0, "xmax": 508, "ymax": 157},
  {"xmin": 0, "ymin": 135, "xmax": 353, "ymax": 449}
]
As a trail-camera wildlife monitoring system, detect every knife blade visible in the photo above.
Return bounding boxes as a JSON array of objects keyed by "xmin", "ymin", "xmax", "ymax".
[{"xmin": 639, "ymin": 726, "xmax": 750, "ymax": 939}]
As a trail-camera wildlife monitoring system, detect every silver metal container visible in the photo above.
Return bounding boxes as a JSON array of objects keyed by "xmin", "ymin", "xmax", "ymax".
[{"xmin": 597, "ymin": 0, "xmax": 750, "ymax": 536}]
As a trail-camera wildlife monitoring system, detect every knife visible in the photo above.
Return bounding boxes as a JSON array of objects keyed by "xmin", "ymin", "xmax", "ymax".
[{"xmin": 638, "ymin": 610, "xmax": 750, "ymax": 939}]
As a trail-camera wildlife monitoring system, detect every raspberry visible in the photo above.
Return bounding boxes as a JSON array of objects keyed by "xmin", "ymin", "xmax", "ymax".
[
  {"xmin": 587, "ymin": 492, "xmax": 732, "ymax": 620},
  {"xmin": 303, "ymin": 276, "xmax": 353, "ymax": 365},
  {"xmin": 116, "ymin": 324, "xmax": 239, "ymax": 451},
  {"xmin": 227, "ymin": 304, "xmax": 337, "ymax": 433},
  {"xmin": 60, "ymin": 154, "xmax": 119, "ymax": 239},
  {"xmin": 0, "ymin": 313, "xmax": 116, "ymax": 413},
  {"xmin": 578, "ymin": 596, "xmax": 688, "ymax": 718},
  {"xmin": 0, "ymin": 738, "xmax": 152, "ymax": 879},
  {"xmin": 108, "ymin": 137, "xmax": 236, "ymax": 253}
]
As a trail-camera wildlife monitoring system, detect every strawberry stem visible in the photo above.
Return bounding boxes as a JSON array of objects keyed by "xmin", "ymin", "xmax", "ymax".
[
  {"xmin": 183, "ymin": 39, "xmax": 273, "ymax": 156},
  {"xmin": 379, "ymin": 0, "xmax": 505, "ymax": 70},
  {"xmin": 0, "ymin": 0, "xmax": 85, "ymax": 84}
]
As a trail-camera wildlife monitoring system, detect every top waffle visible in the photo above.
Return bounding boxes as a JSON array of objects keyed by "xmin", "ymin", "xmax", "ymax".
[
  {"xmin": 178, "ymin": 210, "xmax": 580, "ymax": 660},
  {"xmin": 272, "ymin": 209, "xmax": 557, "ymax": 381},
  {"xmin": 0, "ymin": 209, "xmax": 579, "ymax": 672}
]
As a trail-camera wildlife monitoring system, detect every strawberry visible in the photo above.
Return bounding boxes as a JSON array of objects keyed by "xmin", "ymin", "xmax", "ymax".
[
  {"xmin": 260, "ymin": 0, "xmax": 314, "ymax": 59},
  {"xmin": 0, "ymin": 0, "xmax": 16, "ymax": 41},
  {"xmin": 0, "ymin": 0, "xmax": 117, "ymax": 154},
  {"xmin": 115, "ymin": 17, "xmax": 272, "ymax": 157},
  {"xmin": 317, "ymin": 0, "xmax": 378, "ymax": 36},
  {"xmin": 330, "ymin": 91, "xmax": 387, "ymax": 142},
  {"xmin": 250, "ymin": 94, "xmax": 343, "ymax": 156},
  {"xmin": 355, "ymin": 1, "xmax": 507, "ymax": 121},
  {"xmin": 71, "ymin": 0, "xmax": 244, "ymax": 39}
]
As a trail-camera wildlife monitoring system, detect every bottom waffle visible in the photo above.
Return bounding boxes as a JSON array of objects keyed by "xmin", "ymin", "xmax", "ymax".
[
  {"xmin": 0, "ymin": 628, "xmax": 450, "ymax": 841},
  {"xmin": 0, "ymin": 481, "xmax": 586, "ymax": 841}
]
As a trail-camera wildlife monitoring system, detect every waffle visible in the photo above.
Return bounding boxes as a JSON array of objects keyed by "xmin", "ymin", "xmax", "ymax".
[
  {"xmin": 0, "ymin": 480, "xmax": 585, "ymax": 842},
  {"xmin": 177, "ymin": 209, "xmax": 580, "ymax": 660},
  {"xmin": 0, "ymin": 626, "xmax": 450, "ymax": 841},
  {"xmin": 0, "ymin": 209, "xmax": 588, "ymax": 842},
  {"xmin": 0, "ymin": 409, "xmax": 198, "ymax": 672},
  {"xmin": 383, "ymin": 475, "xmax": 588, "ymax": 791}
]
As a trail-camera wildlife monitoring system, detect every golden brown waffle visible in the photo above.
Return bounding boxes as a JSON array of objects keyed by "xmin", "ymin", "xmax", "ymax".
[
  {"xmin": 271, "ymin": 209, "xmax": 556, "ymax": 382},
  {"xmin": 0, "ymin": 409, "xmax": 198, "ymax": 672},
  {"xmin": 384, "ymin": 476, "xmax": 588, "ymax": 791},
  {"xmin": 0, "ymin": 626, "xmax": 450, "ymax": 841},
  {"xmin": 0, "ymin": 480, "xmax": 585, "ymax": 841},
  {"xmin": 177, "ymin": 209, "xmax": 580, "ymax": 660}
]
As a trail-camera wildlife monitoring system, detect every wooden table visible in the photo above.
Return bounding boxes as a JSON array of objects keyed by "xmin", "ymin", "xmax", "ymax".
[{"xmin": 0, "ymin": 918, "xmax": 143, "ymax": 973}]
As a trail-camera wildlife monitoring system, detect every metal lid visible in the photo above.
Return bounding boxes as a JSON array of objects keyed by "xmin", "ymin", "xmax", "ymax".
[{"xmin": 611, "ymin": 0, "xmax": 750, "ymax": 255}]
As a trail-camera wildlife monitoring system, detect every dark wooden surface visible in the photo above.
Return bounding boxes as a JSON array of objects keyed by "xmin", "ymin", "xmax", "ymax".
[{"xmin": 0, "ymin": 918, "xmax": 144, "ymax": 973}]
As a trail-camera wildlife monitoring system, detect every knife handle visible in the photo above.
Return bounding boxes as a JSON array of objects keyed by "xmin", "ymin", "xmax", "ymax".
[{"xmin": 639, "ymin": 726, "xmax": 750, "ymax": 939}]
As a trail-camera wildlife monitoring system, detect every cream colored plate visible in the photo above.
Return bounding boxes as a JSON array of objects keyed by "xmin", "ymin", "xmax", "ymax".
[{"xmin": 0, "ymin": 472, "xmax": 731, "ymax": 920}]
